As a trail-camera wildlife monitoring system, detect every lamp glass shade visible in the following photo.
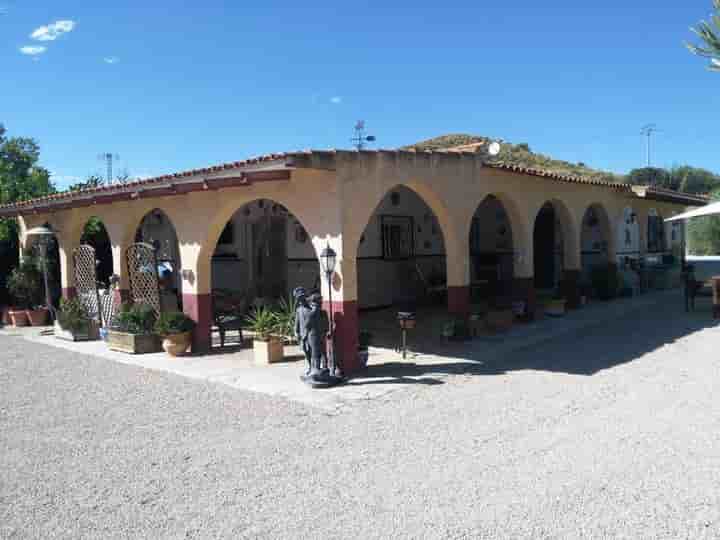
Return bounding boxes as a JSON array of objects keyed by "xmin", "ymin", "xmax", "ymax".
[{"xmin": 320, "ymin": 245, "xmax": 337, "ymax": 274}]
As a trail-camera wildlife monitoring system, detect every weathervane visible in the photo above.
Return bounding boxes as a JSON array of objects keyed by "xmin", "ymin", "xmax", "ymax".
[
  {"xmin": 98, "ymin": 152, "xmax": 120, "ymax": 184},
  {"xmin": 351, "ymin": 121, "xmax": 376, "ymax": 151}
]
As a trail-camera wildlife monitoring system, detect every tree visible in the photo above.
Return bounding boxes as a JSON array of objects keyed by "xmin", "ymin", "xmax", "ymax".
[
  {"xmin": 626, "ymin": 167, "xmax": 671, "ymax": 188},
  {"xmin": 687, "ymin": 189, "xmax": 720, "ymax": 254},
  {"xmin": 688, "ymin": 0, "xmax": 720, "ymax": 70},
  {"xmin": 0, "ymin": 123, "xmax": 56, "ymax": 303},
  {"xmin": 68, "ymin": 174, "xmax": 104, "ymax": 192}
]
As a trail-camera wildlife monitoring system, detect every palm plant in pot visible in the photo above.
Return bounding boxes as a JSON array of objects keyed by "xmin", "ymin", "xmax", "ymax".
[
  {"xmin": 55, "ymin": 298, "xmax": 98, "ymax": 341},
  {"xmin": 107, "ymin": 303, "xmax": 160, "ymax": 354},
  {"xmin": 155, "ymin": 311, "xmax": 196, "ymax": 356},
  {"xmin": 544, "ymin": 289, "xmax": 567, "ymax": 317},
  {"xmin": 244, "ymin": 306, "xmax": 283, "ymax": 364}
]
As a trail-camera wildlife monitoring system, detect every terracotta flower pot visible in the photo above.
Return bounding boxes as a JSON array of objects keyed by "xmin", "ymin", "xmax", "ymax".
[
  {"xmin": 9, "ymin": 309, "xmax": 29, "ymax": 327},
  {"xmin": 162, "ymin": 331, "xmax": 193, "ymax": 356},
  {"xmin": 26, "ymin": 308, "xmax": 50, "ymax": 327}
]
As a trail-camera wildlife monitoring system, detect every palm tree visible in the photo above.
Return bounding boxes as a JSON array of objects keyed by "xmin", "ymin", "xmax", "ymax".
[{"xmin": 688, "ymin": 0, "xmax": 720, "ymax": 70}]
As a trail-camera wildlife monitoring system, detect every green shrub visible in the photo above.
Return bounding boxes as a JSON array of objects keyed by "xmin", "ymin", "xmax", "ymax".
[
  {"xmin": 114, "ymin": 303, "xmax": 157, "ymax": 335},
  {"xmin": 244, "ymin": 306, "xmax": 280, "ymax": 340},
  {"xmin": 275, "ymin": 295, "xmax": 297, "ymax": 339},
  {"xmin": 7, "ymin": 258, "xmax": 44, "ymax": 309},
  {"xmin": 57, "ymin": 298, "xmax": 90, "ymax": 332},
  {"xmin": 154, "ymin": 311, "xmax": 196, "ymax": 337}
]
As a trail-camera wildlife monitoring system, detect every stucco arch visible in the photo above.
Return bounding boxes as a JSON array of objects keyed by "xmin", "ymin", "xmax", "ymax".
[
  {"xmin": 196, "ymin": 195, "xmax": 324, "ymax": 296},
  {"xmin": 347, "ymin": 180, "xmax": 465, "ymax": 291},
  {"xmin": 466, "ymin": 192, "xmax": 530, "ymax": 252},
  {"xmin": 532, "ymin": 198, "xmax": 580, "ymax": 271}
]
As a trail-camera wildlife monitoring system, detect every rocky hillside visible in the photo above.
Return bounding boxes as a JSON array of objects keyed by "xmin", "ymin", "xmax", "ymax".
[{"xmin": 402, "ymin": 134, "xmax": 625, "ymax": 184}]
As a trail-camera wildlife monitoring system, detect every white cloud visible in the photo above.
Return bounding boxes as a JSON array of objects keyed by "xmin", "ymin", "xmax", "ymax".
[
  {"xmin": 31, "ymin": 20, "xmax": 76, "ymax": 41},
  {"xmin": 103, "ymin": 56, "xmax": 120, "ymax": 64},
  {"xmin": 19, "ymin": 45, "xmax": 47, "ymax": 56},
  {"xmin": 330, "ymin": 96, "xmax": 342, "ymax": 104}
]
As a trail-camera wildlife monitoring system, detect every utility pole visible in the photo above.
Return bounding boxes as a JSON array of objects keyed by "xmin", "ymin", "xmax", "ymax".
[
  {"xmin": 640, "ymin": 124, "xmax": 660, "ymax": 167},
  {"xmin": 98, "ymin": 153, "xmax": 120, "ymax": 184}
]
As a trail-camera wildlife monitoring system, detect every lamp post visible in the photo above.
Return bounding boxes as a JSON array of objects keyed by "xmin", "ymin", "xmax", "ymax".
[
  {"xmin": 25, "ymin": 226, "xmax": 56, "ymax": 321},
  {"xmin": 319, "ymin": 244, "xmax": 342, "ymax": 377}
]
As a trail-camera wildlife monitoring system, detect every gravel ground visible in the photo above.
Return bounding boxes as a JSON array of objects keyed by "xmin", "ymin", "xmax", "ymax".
[{"xmin": 3, "ymin": 302, "xmax": 720, "ymax": 539}]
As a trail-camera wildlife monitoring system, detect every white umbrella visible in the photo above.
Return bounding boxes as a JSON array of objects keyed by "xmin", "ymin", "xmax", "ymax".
[{"xmin": 665, "ymin": 201, "xmax": 720, "ymax": 222}]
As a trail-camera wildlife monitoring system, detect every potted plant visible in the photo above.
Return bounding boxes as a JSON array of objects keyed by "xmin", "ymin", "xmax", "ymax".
[
  {"xmin": 275, "ymin": 295, "xmax": 297, "ymax": 345},
  {"xmin": 155, "ymin": 311, "xmax": 196, "ymax": 356},
  {"xmin": 6, "ymin": 263, "xmax": 34, "ymax": 327},
  {"xmin": 544, "ymin": 291, "xmax": 566, "ymax": 317},
  {"xmin": 7, "ymin": 258, "xmax": 48, "ymax": 326},
  {"xmin": 358, "ymin": 330, "xmax": 373, "ymax": 368},
  {"xmin": 55, "ymin": 298, "xmax": 98, "ymax": 341},
  {"xmin": 244, "ymin": 306, "xmax": 284, "ymax": 364},
  {"xmin": 107, "ymin": 303, "xmax": 161, "ymax": 354}
]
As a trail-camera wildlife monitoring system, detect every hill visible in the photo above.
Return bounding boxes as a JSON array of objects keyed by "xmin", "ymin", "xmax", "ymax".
[{"xmin": 402, "ymin": 134, "xmax": 625, "ymax": 184}]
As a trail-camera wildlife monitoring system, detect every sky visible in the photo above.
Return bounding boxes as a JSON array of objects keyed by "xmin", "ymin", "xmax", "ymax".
[{"xmin": 2, "ymin": 1, "xmax": 720, "ymax": 190}]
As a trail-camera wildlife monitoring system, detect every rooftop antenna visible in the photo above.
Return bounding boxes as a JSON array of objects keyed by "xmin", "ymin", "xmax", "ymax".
[
  {"xmin": 640, "ymin": 124, "xmax": 661, "ymax": 167},
  {"xmin": 351, "ymin": 120, "xmax": 376, "ymax": 151},
  {"xmin": 98, "ymin": 152, "xmax": 120, "ymax": 184}
]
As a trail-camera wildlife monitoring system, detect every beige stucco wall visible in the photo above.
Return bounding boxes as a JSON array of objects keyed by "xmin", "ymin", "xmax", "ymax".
[{"xmin": 17, "ymin": 154, "xmax": 691, "ymax": 307}]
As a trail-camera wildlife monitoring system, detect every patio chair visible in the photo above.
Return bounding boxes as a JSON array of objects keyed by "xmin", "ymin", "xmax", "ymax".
[{"xmin": 212, "ymin": 290, "xmax": 248, "ymax": 347}]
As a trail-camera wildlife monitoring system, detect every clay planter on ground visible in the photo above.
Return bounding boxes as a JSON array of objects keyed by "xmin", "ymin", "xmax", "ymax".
[
  {"xmin": 162, "ymin": 331, "xmax": 193, "ymax": 356},
  {"xmin": 107, "ymin": 330, "xmax": 161, "ymax": 354},
  {"xmin": 9, "ymin": 309, "xmax": 29, "ymax": 327},
  {"xmin": 26, "ymin": 307, "xmax": 50, "ymax": 327},
  {"xmin": 253, "ymin": 337, "xmax": 284, "ymax": 364},
  {"xmin": 54, "ymin": 320, "xmax": 100, "ymax": 342}
]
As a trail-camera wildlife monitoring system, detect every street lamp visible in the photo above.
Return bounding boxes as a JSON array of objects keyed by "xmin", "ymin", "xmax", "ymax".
[
  {"xmin": 25, "ymin": 226, "xmax": 56, "ymax": 321},
  {"xmin": 319, "ymin": 244, "xmax": 342, "ymax": 377}
]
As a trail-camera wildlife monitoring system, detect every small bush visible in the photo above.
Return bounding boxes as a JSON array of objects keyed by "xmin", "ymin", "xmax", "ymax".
[
  {"xmin": 114, "ymin": 303, "xmax": 157, "ymax": 335},
  {"xmin": 244, "ymin": 306, "xmax": 280, "ymax": 340},
  {"xmin": 154, "ymin": 311, "xmax": 196, "ymax": 337},
  {"xmin": 57, "ymin": 298, "xmax": 90, "ymax": 332}
]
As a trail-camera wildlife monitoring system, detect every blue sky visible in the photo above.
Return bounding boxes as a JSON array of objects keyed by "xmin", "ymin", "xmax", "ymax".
[{"xmin": 2, "ymin": 1, "xmax": 719, "ymax": 189}]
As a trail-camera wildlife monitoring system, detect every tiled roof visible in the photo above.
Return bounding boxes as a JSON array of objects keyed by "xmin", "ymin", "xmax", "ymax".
[{"xmin": 0, "ymin": 149, "xmax": 708, "ymax": 216}]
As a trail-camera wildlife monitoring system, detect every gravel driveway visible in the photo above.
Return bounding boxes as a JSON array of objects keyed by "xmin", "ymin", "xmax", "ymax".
[{"xmin": 2, "ymin": 303, "xmax": 720, "ymax": 539}]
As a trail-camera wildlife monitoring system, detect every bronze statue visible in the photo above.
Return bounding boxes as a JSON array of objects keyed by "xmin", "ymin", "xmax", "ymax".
[{"xmin": 294, "ymin": 287, "xmax": 341, "ymax": 387}]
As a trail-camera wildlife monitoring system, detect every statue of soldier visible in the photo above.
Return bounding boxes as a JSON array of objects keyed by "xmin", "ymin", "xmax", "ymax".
[
  {"xmin": 295, "ymin": 288, "xmax": 330, "ymax": 381},
  {"xmin": 293, "ymin": 287, "xmax": 312, "ymax": 375}
]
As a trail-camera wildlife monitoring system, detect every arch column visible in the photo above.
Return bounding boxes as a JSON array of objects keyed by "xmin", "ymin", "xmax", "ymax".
[
  {"xmin": 556, "ymin": 205, "xmax": 584, "ymax": 309},
  {"xmin": 55, "ymin": 230, "xmax": 79, "ymax": 300},
  {"xmin": 512, "ymin": 225, "xmax": 537, "ymax": 320}
]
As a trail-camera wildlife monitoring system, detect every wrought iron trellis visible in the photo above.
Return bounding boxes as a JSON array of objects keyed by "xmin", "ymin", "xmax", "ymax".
[
  {"xmin": 126, "ymin": 242, "xmax": 162, "ymax": 317},
  {"xmin": 73, "ymin": 245, "xmax": 104, "ymax": 327}
]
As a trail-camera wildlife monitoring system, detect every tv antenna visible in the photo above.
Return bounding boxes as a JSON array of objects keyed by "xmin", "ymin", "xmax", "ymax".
[
  {"xmin": 351, "ymin": 121, "xmax": 376, "ymax": 151},
  {"xmin": 98, "ymin": 152, "xmax": 120, "ymax": 184},
  {"xmin": 640, "ymin": 124, "xmax": 661, "ymax": 167}
]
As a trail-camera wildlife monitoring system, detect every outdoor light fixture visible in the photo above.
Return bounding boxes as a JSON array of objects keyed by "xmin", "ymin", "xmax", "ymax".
[
  {"xmin": 320, "ymin": 244, "xmax": 337, "ymax": 276},
  {"xmin": 25, "ymin": 225, "xmax": 56, "ymax": 321}
]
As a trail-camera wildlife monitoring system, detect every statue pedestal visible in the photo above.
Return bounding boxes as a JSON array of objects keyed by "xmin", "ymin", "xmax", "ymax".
[{"xmin": 300, "ymin": 373, "xmax": 345, "ymax": 389}]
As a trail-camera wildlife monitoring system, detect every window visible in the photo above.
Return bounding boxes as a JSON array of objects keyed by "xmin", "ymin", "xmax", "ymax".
[
  {"xmin": 218, "ymin": 222, "xmax": 234, "ymax": 245},
  {"xmin": 381, "ymin": 216, "xmax": 414, "ymax": 259}
]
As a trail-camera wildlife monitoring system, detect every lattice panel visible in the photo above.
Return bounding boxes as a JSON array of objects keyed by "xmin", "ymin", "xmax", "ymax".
[
  {"xmin": 126, "ymin": 243, "xmax": 161, "ymax": 317},
  {"xmin": 99, "ymin": 292, "xmax": 119, "ymax": 329},
  {"xmin": 73, "ymin": 245, "xmax": 102, "ymax": 325}
]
